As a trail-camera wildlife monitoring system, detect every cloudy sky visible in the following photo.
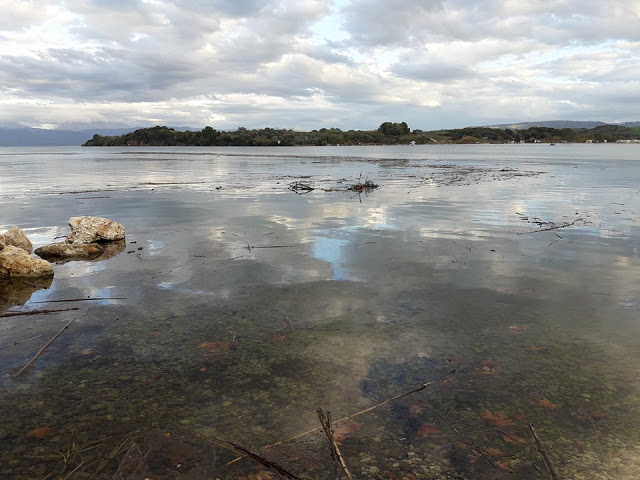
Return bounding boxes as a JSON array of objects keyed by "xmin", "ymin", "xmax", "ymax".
[{"xmin": 1, "ymin": 0, "xmax": 639, "ymax": 131}]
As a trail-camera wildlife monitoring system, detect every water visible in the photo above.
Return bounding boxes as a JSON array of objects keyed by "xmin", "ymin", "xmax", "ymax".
[{"xmin": 0, "ymin": 144, "xmax": 639, "ymax": 479}]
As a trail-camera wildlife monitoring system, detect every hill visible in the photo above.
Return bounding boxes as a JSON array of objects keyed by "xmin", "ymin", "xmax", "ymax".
[
  {"xmin": 484, "ymin": 120, "xmax": 609, "ymax": 130},
  {"xmin": 0, "ymin": 127, "xmax": 138, "ymax": 147}
]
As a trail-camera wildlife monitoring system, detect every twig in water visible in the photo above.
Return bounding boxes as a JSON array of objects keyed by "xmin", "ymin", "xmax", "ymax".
[
  {"xmin": 349, "ymin": 173, "xmax": 379, "ymax": 192},
  {"xmin": 519, "ymin": 218, "xmax": 584, "ymax": 235},
  {"xmin": 529, "ymin": 423, "xmax": 559, "ymax": 480},
  {"xmin": 284, "ymin": 314, "xmax": 294, "ymax": 331},
  {"xmin": 317, "ymin": 407, "xmax": 354, "ymax": 480},
  {"xmin": 14, "ymin": 318, "xmax": 76, "ymax": 377},
  {"xmin": 1, "ymin": 307, "xmax": 80, "ymax": 318},
  {"xmin": 32, "ymin": 297, "xmax": 126, "ymax": 304},
  {"xmin": 225, "ymin": 439, "xmax": 304, "ymax": 480},
  {"xmin": 288, "ymin": 182, "xmax": 315, "ymax": 194},
  {"xmin": 0, "ymin": 334, "xmax": 45, "ymax": 351}
]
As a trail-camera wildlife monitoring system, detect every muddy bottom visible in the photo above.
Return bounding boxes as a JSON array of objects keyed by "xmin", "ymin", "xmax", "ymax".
[{"xmin": 0, "ymin": 144, "xmax": 639, "ymax": 479}]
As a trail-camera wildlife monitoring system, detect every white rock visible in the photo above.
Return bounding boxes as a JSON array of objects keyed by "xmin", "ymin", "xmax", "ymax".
[
  {"xmin": 0, "ymin": 245, "xmax": 54, "ymax": 278},
  {"xmin": 35, "ymin": 242, "xmax": 105, "ymax": 260},
  {"xmin": 2, "ymin": 226, "xmax": 33, "ymax": 253},
  {"xmin": 66, "ymin": 216, "xmax": 125, "ymax": 244}
]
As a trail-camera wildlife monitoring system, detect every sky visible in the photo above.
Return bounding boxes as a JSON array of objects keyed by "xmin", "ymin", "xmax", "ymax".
[{"xmin": 1, "ymin": 0, "xmax": 639, "ymax": 131}]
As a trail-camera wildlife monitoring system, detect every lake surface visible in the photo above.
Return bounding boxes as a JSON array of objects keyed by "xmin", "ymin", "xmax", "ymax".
[{"xmin": 0, "ymin": 144, "xmax": 639, "ymax": 479}]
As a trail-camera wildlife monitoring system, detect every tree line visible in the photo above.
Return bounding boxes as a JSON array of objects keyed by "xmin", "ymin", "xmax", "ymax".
[{"xmin": 83, "ymin": 123, "xmax": 640, "ymax": 147}]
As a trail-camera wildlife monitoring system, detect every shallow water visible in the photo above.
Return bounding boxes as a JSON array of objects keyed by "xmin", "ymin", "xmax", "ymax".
[{"xmin": 0, "ymin": 144, "xmax": 639, "ymax": 479}]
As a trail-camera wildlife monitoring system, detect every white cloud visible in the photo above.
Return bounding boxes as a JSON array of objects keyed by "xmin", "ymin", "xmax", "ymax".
[{"xmin": 0, "ymin": 0, "xmax": 638, "ymax": 130}]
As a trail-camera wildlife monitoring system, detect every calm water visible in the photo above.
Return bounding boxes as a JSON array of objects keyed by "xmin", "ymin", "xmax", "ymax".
[{"xmin": 0, "ymin": 144, "xmax": 639, "ymax": 479}]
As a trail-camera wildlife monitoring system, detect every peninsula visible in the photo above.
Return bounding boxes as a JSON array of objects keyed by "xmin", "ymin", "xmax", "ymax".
[{"xmin": 83, "ymin": 122, "xmax": 640, "ymax": 147}]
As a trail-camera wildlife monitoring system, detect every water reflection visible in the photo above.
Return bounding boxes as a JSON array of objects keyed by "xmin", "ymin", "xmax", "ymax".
[
  {"xmin": 0, "ymin": 276, "xmax": 53, "ymax": 309},
  {"xmin": 311, "ymin": 235, "xmax": 349, "ymax": 280},
  {"xmin": 0, "ymin": 145, "xmax": 638, "ymax": 479}
]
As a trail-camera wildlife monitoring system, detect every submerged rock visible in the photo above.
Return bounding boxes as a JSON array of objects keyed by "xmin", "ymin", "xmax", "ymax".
[
  {"xmin": 66, "ymin": 216, "xmax": 125, "ymax": 244},
  {"xmin": 1, "ymin": 226, "xmax": 33, "ymax": 253},
  {"xmin": 0, "ymin": 245, "xmax": 54, "ymax": 278},
  {"xmin": 35, "ymin": 242, "xmax": 105, "ymax": 261}
]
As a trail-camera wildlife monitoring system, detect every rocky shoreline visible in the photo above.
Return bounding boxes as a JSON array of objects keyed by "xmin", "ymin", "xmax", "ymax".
[{"xmin": 1, "ymin": 216, "xmax": 125, "ymax": 281}]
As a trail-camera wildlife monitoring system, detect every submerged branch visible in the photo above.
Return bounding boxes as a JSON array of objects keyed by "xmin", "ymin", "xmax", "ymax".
[
  {"xmin": 13, "ymin": 318, "xmax": 76, "ymax": 377},
  {"xmin": 1, "ymin": 307, "xmax": 80, "ymax": 318},
  {"xmin": 317, "ymin": 407, "xmax": 354, "ymax": 480},
  {"xmin": 32, "ymin": 297, "xmax": 126, "ymax": 304},
  {"xmin": 529, "ymin": 423, "xmax": 560, "ymax": 480},
  {"xmin": 225, "ymin": 439, "xmax": 305, "ymax": 480}
]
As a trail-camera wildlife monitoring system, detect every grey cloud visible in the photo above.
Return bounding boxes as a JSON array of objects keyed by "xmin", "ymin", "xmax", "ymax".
[
  {"xmin": 392, "ymin": 62, "xmax": 477, "ymax": 82},
  {"xmin": 1, "ymin": 0, "xmax": 639, "ymax": 130},
  {"xmin": 340, "ymin": 0, "xmax": 640, "ymax": 47},
  {"xmin": 301, "ymin": 45, "xmax": 353, "ymax": 65},
  {"xmin": 0, "ymin": 47, "xmax": 203, "ymax": 102}
]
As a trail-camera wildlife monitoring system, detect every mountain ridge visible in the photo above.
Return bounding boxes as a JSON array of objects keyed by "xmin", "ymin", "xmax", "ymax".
[{"xmin": 483, "ymin": 120, "xmax": 640, "ymax": 129}]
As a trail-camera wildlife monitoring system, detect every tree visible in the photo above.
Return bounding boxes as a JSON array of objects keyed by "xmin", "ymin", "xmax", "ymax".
[{"xmin": 378, "ymin": 122, "xmax": 410, "ymax": 136}]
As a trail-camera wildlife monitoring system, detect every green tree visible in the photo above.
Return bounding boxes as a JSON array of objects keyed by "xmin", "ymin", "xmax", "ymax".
[{"xmin": 378, "ymin": 122, "xmax": 410, "ymax": 136}]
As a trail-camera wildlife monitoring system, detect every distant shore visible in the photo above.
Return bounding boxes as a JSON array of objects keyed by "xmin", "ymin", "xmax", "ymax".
[{"xmin": 82, "ymin": 124, "xmax": 640, "ymax": 147}]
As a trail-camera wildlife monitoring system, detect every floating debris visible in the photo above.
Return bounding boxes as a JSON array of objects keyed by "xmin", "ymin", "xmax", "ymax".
[{"xmin": 288, "ymin": 181, "xmax": 315, "ymax": 193}]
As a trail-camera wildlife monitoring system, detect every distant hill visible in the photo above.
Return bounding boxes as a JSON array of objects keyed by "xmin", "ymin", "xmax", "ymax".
[
  {"xmin": 0, "ymin": 126, "xmax": 197, "ymax": 147},
  {"xmin": 484, "ymin": 120, "xmax": 609, "ymax": 130},
  {"xmin": 0, "ymin": 127, "xmax": 139, "ymax": 146}
]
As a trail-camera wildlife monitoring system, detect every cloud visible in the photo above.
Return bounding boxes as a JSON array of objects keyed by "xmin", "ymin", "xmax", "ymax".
[
  {"xmin": 392, "ymin": 62, "xmax": 477, "ymax": 83},
  {"xmin": 0, "ymin": 0, "xmax": 638, "ymax": 130},
  {"xmin": 340, "ymin": 0, "xmax": 640, "ymax": 46}
]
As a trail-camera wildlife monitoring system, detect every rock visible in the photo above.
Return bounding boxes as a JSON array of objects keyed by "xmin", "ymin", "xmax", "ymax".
[
  {"xmin": 0, "ymin": 234, "xmax": 5, "ymax": 250},
  {"xmin": 0, "ymin": 246, "xmax": 54, "ymax": 278},
  {"xmin": 66, "ymin": 216, "xmax": 125, "ymax": 244},
  {"xmin": 35, "ymin": 242, "xmax": 105, "ymax": 261},
  {"xmin": 2, "ymin": 226, "xmax": 33, "ymax": 253}
]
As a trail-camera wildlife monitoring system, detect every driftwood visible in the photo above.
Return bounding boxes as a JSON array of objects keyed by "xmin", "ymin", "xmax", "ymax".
[
  {"xmin": 1, "ymin": 307, "xmax": 80, "ymax": 318},
  {"xmin": 529, "ymin": 423, "xmax": 560, "ymax": 480},
  {"xmin": 349, "ymin": 173, "xmax": 378, "ymax": 192},
  {"xmin": 317, "ymin": 407, "xmax": 354, "ymax": 480},
  {"xmin": 13, "ymin": 318, "xmax": 75, "ymax": 377},
  {"xmin": 288, "ymin": 182, "xmax": 315, "ymax": 193},
  {"xmin": 349, "ymin": 180, "xmax": 378, "ymax": 192}
]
